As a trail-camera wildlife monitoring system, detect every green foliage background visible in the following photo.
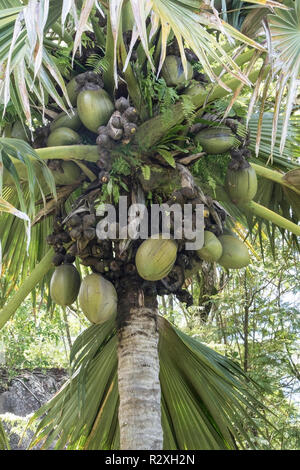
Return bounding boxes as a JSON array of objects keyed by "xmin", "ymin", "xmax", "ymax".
[{"xmin": 161, "ymin": 241, "xmax": 300, "ymax": 450}]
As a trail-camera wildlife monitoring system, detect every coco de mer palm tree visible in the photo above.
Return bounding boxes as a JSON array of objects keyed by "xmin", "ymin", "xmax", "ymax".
[{"xmin": 0, "ymin": 0, "xmax": 299, "ymax": 450}]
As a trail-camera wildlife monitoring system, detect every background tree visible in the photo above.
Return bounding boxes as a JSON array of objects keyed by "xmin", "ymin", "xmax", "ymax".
[
  {"xmin": 166, "ymin": 239, "xmax": 299, "ymax": 449},
  {"xmin": 0, "ymin": 0, "xmax": 299, "ymax": 450}
]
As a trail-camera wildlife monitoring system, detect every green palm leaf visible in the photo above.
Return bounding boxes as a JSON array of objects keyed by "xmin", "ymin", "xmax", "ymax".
[
  {"xmin": 0, "ymin": 137, "xmax": 56, "ymax": 217},
  {"xmin": 249, "ymin": 113, "xmax": 300, "ymax": 170},
  {"xmin": 0, "ymin": 138, "xmax": 56, "ymax": 295},
  {"xmin": 0, "ymin": 0, "xmax": 72, "ymax": 123},
  {"xmin": 0, "ymin": 197, "xmax": 54, "ymax": 307},
  {"xmin": 0, "ymin": 419, "xmax": 10, "ymax": 450},
  {"xmin": 109, "ymin": 0, "xmax": 266, "ymax": 89},
  {"xmin": 250, "ymin": 0, "xmax": 300, "ymax": 157},
  {"xmin": 29, "ymin": 316, "xmax": 270, "ymax": 450}
]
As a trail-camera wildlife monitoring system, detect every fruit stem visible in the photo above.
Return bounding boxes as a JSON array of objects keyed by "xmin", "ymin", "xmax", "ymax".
[
  {"xmin": 0, "ymin": 249, "xmax": 54, "ymax": 330},
  {"xmin": 251, "ymin": 163, "xmax": 300, "ymax": 196},
  {"xmin": 244, "ymin": 200, "xmax": 300, "ymax": 237},
  {"xmin": 36, "ymin": 145, "xmax": 99, "ymax": 162}
]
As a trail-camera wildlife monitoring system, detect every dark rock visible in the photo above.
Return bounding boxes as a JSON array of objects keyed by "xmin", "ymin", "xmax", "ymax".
[{"xmin": 0, "ymin": 368, "xmax": 68, "ymax": 449}]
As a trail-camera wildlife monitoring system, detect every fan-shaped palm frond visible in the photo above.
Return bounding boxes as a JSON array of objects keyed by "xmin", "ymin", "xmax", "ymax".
[
  {"xmin": 0, "ymin": 0, "xmax": 73, "ymax": 124},
  {"xmin": 268, "ymin": 0, "xmax": 300, "ymax": 152},
  {"xmin": 0, "ymin": 0, "xmax": 283, "ymax": 126},
  {"xmin": 249, "ymin": 113, "xmax": 300, "ymax": 170},
  {"xmin": 245, "ymin": 0, "xmax": 300, "ymax": 157},
  {"xmin": 246, "ymin": 113, "xmax": 300, "ymax": 251},
  {"xmin": 29, "ymin": 316, "xmax": 271, "ymax": 450}
]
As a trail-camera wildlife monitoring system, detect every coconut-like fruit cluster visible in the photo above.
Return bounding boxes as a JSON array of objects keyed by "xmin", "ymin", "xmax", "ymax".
[
  {"xmin": 43, "ymin": 58, "xmax": 254, "ymax": 323},
  {"xmin": 47, "ymin": 207, "xmax": 119, "ymax": 324},
  {"xmin": 37, "ymin": 71, "xmax": 141, "ymax": 183},
  {"xmin": 47, "ymin": 154, "xmax": 254, "ymax": 319}
]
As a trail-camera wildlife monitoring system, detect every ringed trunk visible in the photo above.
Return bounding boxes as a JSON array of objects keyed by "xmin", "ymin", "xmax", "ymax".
[{"xmin": 117, "ymin": 278, "xmax": 163, "ymax": 450}]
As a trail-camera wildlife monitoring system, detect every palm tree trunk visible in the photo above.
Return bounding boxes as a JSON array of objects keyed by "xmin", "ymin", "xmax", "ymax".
[{"xmin": 117, "ymin": 278, "xmax": 163, "ymax": 450}]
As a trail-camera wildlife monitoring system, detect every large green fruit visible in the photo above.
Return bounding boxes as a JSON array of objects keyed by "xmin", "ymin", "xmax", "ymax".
[
  {"xmin": 197, "ymin": 231, "xmax": 223, "ymax": 262},
  {"xmin": 218, "ymin": 235, "xmax": 250, "ymax": 269},
  {"xmin": 78, "ymin": 273, "xmax": 118, "ymax": 324},
  {"xmin": 52, "ymin": 161, "xmax": 81, "ymax": 186},
  {"xmin": 65, "ymin": 76, "xmax": 79, "ymax": 107},
  {"xmin": 194, "ymin": 126, "xmax": 236, "ymax": 154},
  {"xmin": 135, "ymin": 237, "xmax": 178, "ymax": 281},
  {"xmin": 50, "ymin": 109, "xmax": 82, "ymax": 132},
  {"xmin": 161, "ymin": 55, "xmax": 193, "ymax": 87},
  {"xmin": 77, "ymin": 88, "xmax": 114, "ymax": 133},
  {"xmin": 50, "ymin": 264, "xmax": 81, "ymax": 306},
  {"xmin": 226, "ymin": 165, "xmax": 258, "ymax": 205},
  {"xmin": 11, "ymin": 121, "xmax": 30, "ymax": 142},
  {"xmin": 47, "ymin": 127, "xmax": 81, "ymax": 147}
]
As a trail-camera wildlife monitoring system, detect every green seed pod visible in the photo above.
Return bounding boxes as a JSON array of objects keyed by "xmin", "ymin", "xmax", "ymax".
[
  {"xmin": 78, "ymin": 273, "xmax": 118, "ymax": 324},
  {"xmin": 218, "ymin": 235, "xmax": 250, "ymax": 269},
  {"xmin": 47, "ymin": 127, "xmax": 81, "ymax": 147},
  {"xmin": 196, "ymin": 231, "xmax": 223, "ymax": 262},
  {"xmin": 135, "ymin": 236, "xmax": 178, "ymax": 281},
  {"xmin": 77, "ymin": 88, "xmax": 114, "ymax": 133},
  {"xmin": 161, "ymin": 55, "xmax": 193, "ymax": 87},
  {"xmin": 226, "ymin": 164, "xmax": 258, "ymax": 206},
  {"xmin": 50, "ymin": 264, "xmax": 81, "ymax": 306},
  {"xmin": 194, "ymin": 126, "xmax": 236, "ymax": 155},
  {"xmin": 50, "ymin": 109, "xmax": 82, "ymax": 132}
]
